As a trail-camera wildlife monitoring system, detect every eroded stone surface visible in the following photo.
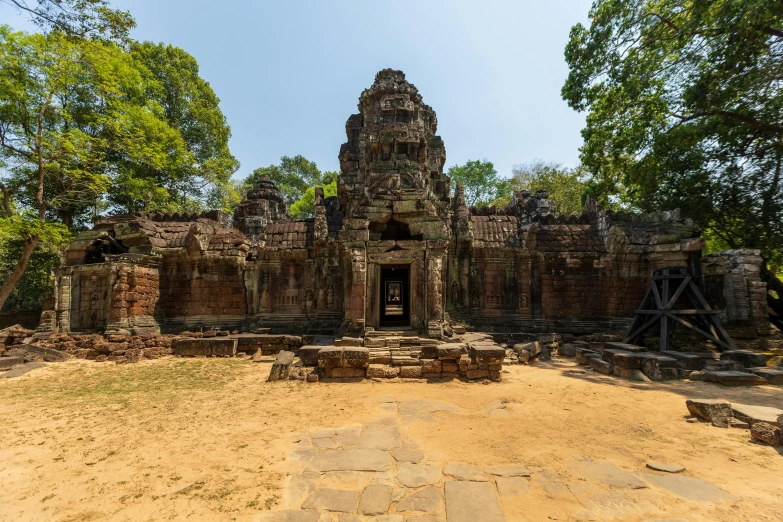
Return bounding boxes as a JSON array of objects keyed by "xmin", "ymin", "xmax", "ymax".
[
  {"xmin": 443, "ymin": 462, "xmax": 487, "ymax": 481},
  {"xmin": 306, "ymin": 450, "xmax": 392, "ymax": 472},
  {"xmin": 495, "ymin": 477, "xmax": 531, "ymax": 497},
  {"xmin": 301, "ymin": 488, "xmax": 360, "ymax": 512},
  {"xmin": 395, "ymin": 486, "xmax": 444, "ymax": 516},
  {"xmin": 396, "ymin": 463, "xmax": 441, "ymax": 488},
  {"xmin": 444, "ymin": 482, "xmax": 505, "ymax": 522},
  {"xmin": 358, "ymin": 484, "xmax": 393, "ymax": 515},
  {"xmin": 646, "ymin": 462, "xmax": 685, "ymax": 473},
  {"xmin": 641, "ymin": 473, "xmax": 732, "ymax": 503},
  {"xmin": 484, "ymin": 464, "xmax": 531, "ymax": 477},
  {"xmin": 568, "ymin": 460, "xmax": 648, "ymax": 489}
]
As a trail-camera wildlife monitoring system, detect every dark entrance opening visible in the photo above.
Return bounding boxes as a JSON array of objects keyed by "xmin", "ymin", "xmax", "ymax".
[{"xmin": 380, "ymin": 265, "xmax": 410, "ymax": 327}]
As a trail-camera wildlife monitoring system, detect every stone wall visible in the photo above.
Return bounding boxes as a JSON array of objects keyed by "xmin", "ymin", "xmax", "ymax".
[
  {"xmin": 702, "ymin": 249, "xmax": 770, "ymax": 337},
  {"xmin": 42, "ymin": 69, "xmax": 771, "ymax": 340}
]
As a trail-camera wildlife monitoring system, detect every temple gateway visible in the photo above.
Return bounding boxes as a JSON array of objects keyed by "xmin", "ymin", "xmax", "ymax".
[{"xmin": 45, "ymin": 69, "xmax": 770, "ymax": 340}]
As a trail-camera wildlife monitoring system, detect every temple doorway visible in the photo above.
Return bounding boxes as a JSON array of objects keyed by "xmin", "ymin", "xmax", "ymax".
[{"xmin": 380, "ymin": 265, "xmax": 410, "ymax": 327}]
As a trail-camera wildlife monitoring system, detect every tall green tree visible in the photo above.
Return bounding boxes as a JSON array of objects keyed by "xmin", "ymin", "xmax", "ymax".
[
  {"xmin": 447, "ymin": 159, "xmax": 509, "ymax": 207},
  {"xmin": 244, "ymin": 155, "xmax": 336, "ymax": 208},
  {"xmin": 509, "ymin": 161, "xmax": 588, "ymax": 215},
  {"xmin": 562, "ymin": 0, "xmax": 783, "ymax": 267},
  {"xmin": 0, "ymin": 27, "xmax": 187, "ymax": 309},
  {"xmin": 114, "ymin": 42, "xmax": 239, "ymax": 213},
  {"xmin": 1, "ymin": 0, "xmax": 135, "ymax": 44}
]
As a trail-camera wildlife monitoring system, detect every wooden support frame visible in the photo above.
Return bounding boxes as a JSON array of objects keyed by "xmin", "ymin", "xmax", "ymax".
[{"xmin": 623, "ymin": 267, "xmax": 735, "ymax": 352}]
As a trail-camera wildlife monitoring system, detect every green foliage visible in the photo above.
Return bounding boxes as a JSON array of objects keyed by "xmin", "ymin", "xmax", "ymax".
[
  {"xmin": 244, "ymin": 155, "xmax": 336, "ymax": 207},
  {"xmin": 447, "ymin": 159, "xmax": 510, "ymax": 207},
  {"xmin": 116, "ymin": 42, "xmax": 239, "ymax": 214},
  {"xmin": 289, "ymin": 181, "xmax": 337, "ymax": 219},
  {"xmin": 0, "ymin": 236, "xmax": 60, "ymax": 311},
  {"xmin": 509, "ymin": 161, "xmax": 588, "ymax": 215},
  {"xmin": 563, "ymin": 0, "xmax": 783, "ymax": 267},
  {"xmin": 1, "ymin": 0, "xmax": 136, "ymax": 44},
  {"xmin": 0, "ymin": 26, "xmax": 239, "ymax": 309}
]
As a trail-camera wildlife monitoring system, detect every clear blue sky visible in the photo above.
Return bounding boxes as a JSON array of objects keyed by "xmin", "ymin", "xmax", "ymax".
[{"xmin": 1, "ymin": 0, "xmax": 592, "ymax": 180}]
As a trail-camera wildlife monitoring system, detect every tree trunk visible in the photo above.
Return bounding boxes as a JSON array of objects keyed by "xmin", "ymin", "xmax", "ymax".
[{"xmin": 0, "ymin": 237, "xmax": 39, "ymax": 311}]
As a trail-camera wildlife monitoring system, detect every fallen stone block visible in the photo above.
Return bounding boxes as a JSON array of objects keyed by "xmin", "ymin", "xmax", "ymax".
[
  {"xmin": 330, "ymin": 367, "xmax": 365, "ymax": 379},
  {"xmin": 750, "ymin": 422, "xmax": 781, "ymax": 446},
  {"xmin": 686, "ymin": 399, "xmax": 732, "ymax": 422},
  {"xmin": 513, "ymin": 342, "xmax": 540, "ymax": 359},
  {"xmin": 640, "ymin": 354, "xmax": 678, "ymax": 381},
  {"xmin": 298, "ymin": 345, "xmax": 322, "ymax": 366},
  {"xmin": 589, "ymin": 357, "xmax": 613, "ymax": 375},
  {"xmin": 399, "ymin": 365, "xmax": 423, "ymax": 378},
  {"xmin": 267, "ymin": 351, "xmax": 295, "ymax": 382},
  {"xmin": 704, "ymin": 360, "xmax": 745, "ymax": 372},
  {"xmin": 342, "ymin": 346, "xmax": 370, "ymax": 368},
  {"xmin": 0, "ymin": 361, "xmax": 46, "ymax": 379},
  {"xmin": 469, "ymin": 344, "xmax": 505, "ymax": 359},
  {"xmin": 0, "ymin": 356, "xmax": 24, "ymax": 370},
  {"xmin": 172, "ymin": 338, "xmax": 237, "ymax": 357},
  {"xmin": 18, "ymin": 345, "xmax": 69, "ymax": 362},
  {"xmin": 437, "ymin": 343, "xmax": 467, "ymax": 359},
  {"xmin": 703, "ymin": 370, "xmax": 768, "ymax": 386},
  {"xmin": 317, "ymin": 346, "xmax": 343, "ymax": 369},
  {"xmin": 601, "ymin": 348, "xmax": 632, "ymax": 365},
  {"xmin": 466, "ymin": 369, "xmax": 489, "ymax": 379},
  {"xmin": 366, "ymin": 365, "xmax": 400, "ymax": 378},
  {"xmin": 746, "ymin": 367, "xmax": 783, "ymax": 385},
  {"xmin": 575, "ymin": 347, "xmax": 599, "ymax": 365},
  {"xmin": 730, "ymin": 403, "xmax": 783, "ymax": 428},
  {"xmin": 611, "ymin": 352, "xmax": 645, "ymax": 369},
  {"xmin": 662, "ymin": 351, "xmax": 719, "ymax": 370},
  {"xmin": 558, "ymin": 343, "xmax": 577, "ymax": 357},
  {"xmin": 604, "ymin": 342, "xmax": 647, "ymax": 353},
  {"xmin": 720, "ymin": 350, "xmax": 772, "ymax": 368}
]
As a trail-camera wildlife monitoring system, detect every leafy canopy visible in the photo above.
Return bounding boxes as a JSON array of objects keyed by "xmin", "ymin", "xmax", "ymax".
[
  {"xmin": 447, "ymin": 159, "xmax": 510, "ymax": 207},
  {"xmin": 244, "ymin": 155, "xmax": 335, "ymax": 207},
  {"xmin": 562, "ymin": 0, "xmax": 783, "ymax": 266},
  {"xmin": 508, "ymin": 160, "xmax": 588, "ymax": 215},
  {"xmin": 1, "ymin": 0, "xmax": 135, "ymax": 44}
]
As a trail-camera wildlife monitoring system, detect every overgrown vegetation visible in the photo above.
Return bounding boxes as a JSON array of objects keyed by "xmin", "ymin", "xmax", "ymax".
[
  {"xmin": 0, "ymin": 3, "xmax": 238, "ymax": 309},
  {"xmin": 563, "ymin": 0, "xmax": 783, "ymax": 268}
]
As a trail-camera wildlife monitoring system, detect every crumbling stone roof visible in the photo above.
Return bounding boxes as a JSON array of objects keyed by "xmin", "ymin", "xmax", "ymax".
[{"xmin": 265, "ymin": 221, "xmax": 314, "ymax": 249}]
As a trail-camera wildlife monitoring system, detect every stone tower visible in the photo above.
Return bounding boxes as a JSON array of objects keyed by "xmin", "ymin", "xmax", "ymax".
[
  {"xmin": 233, "ymin": 176, "xmax": 289, "ymax": 237},
  {"xmin": 338, "ymin": 69, "xmax": 450, "ymax": 241}
]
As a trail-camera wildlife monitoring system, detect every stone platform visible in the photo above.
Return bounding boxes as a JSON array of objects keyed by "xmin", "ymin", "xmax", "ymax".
[{"xmin": 292, "ymin": 332, "xmax": 506, "ymax": 382}]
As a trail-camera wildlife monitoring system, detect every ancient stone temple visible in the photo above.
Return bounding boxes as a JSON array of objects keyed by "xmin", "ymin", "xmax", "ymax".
[{"xmin": 43, "ymin": 69, "xmax": 769, "ymax": 339}]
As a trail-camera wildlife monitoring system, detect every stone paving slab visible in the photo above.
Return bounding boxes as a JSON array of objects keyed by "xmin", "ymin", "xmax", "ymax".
[
  {"xmin": 745, "ymin": 367, "xmax": 783, "ymax": 385},
  {"xmin": 567, "ymin": 460, "xmax": 648, "ymax": 489},
  {"xmin": 495, "ymin": 477, "xmax": 531, "ymax": 497},
  {"xmin": 730, "ymin": 403, "xmax": 783, "ymax": 427},
  {"xmin": 641, "ymin": 473, "xmax": 733, "ymax": 503},
  {"xmin": 306, "ymin": 449, "xmax": 392, "ymax": 472},
  {"xmin": 0, "ymin": 361, "xmax": 46, "ymax": 378},
  {"xmin": 396, "ymin": 463, "xmax": 441, "ymax": 488},
  {"xmin": 301, "ymin": 488, "xmax": 360, "ymax": 512},
  {"xmin": 357, "ymin": 420, "xmax": 401, "ymax": 451},
  {"xmin": 532, "ymin": 470, "xmax": 572, "ymax": 499},
  {"xmin": 395, "ymin": 486, "xmax": 444, "ymax": 516},
  {"xmin": 443, "ymin": 462, "xmax": 487, "ymax": 481},
  {"xmin": 358, "ymin": 484, "xmax": 392, "ymax": 515},
  {"xmin": 252, "ymin": 510, "xmax": 320, "ymax": 522},
  {"xmin": 566, "ymin": 482, "xmax": 639, "ymax": 520},
  {"xmin": 484, "ymin": 464, "xmax": 530, "ymax": 477},
  {"xmin": 444, "ymin": 481, "xmax": 505, "ymax": 522}
]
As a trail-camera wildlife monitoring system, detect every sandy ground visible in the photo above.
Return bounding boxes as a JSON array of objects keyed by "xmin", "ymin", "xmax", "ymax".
[{"xmin": 0, "ymin": 356, "xmax": 782, "ymax": 522}]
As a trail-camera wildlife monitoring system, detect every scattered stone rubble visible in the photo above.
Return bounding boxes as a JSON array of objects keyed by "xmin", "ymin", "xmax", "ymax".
[{"xmin": 685, "ymin": 398, "xmax": 783, "ymax": 447}]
